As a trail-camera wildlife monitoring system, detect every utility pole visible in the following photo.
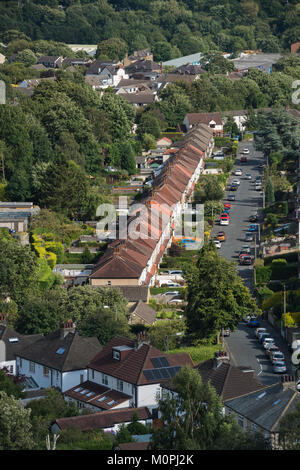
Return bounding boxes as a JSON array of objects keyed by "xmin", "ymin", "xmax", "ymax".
[{"xmin": 283, "ymin": 283, "xmax": 286, "ymax": 339}]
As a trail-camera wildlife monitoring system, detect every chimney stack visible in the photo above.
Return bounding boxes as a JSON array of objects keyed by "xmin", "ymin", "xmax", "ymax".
[
  {"xmin": 213, "ymin": 350, "xmax": 230, "ymax": 369},
  {"xmin": 60, "ymin": 320, "xmax": 75, "ymax": 339},
  {"xmin": 282, "ymin": 374, "xmax": 297, "ymax": 391}
]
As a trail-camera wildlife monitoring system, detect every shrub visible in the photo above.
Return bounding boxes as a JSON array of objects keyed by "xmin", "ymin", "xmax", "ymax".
[{"xmin": 256, "ymin": 265, "xmax": 272, "ymax": 283}]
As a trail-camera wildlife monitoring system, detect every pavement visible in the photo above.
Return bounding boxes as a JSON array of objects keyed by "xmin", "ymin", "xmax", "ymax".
[{"xmin": 210, "ymin": 140, "xmax": 292, "ymax": 384}]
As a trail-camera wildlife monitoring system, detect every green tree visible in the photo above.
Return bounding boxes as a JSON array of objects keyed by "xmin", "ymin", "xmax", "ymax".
[
  {"xmin": 150, "ymin": 365, "xmax": 231, "ymax": 450},
  {"xmin": 0, "ymin": 391, "xmax": 34, "ymax": 450},
  {"xmin": 0, "ymin": 238, "xmax": 39, "ymax": 306},
  {"xmin": 96, "ymin": 37, "xmax": 128, "ymax": 61},
  {"xmin": 184, "ymin": 243, "xmax": 258, "ymax": 342},
  {"xmin": 0, "ymin": 369, "xmax": 25, "ymax": 399},
  {"xmin": 278, "ymin": 402, "xmax": 300, "ymax": 450},
  {"xmin": 265, "ymin": 177, "xmax": 275, "ymax": 205}
]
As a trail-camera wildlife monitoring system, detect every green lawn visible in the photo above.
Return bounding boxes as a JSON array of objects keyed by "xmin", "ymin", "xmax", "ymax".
[{"xmin": 168, "ymin": 344, "xmax": 221, "ymax": 365}]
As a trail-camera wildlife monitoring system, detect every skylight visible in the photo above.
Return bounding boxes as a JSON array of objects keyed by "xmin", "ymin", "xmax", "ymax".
[
  {"xmin": 86, "ymin": 392, "xmax": 95, "ymax": 397},
  {"xmin": 74, "ymin": 387, "xmax": 83, "ymax": 393},
  {"xmin": 56, "ymin": 348, "xmax": 65, "ymax": 355},
  {"xmin": 9, "ymin": 337, "xmax": 19, "ymax": 343},
  {"xmin": 107, "ymin": 400, "xmax": 116, "ymax": 406},
  {"xmin": 80, "ymin": 389, "xmax": 89, "ymax": 394},
  {"xmin": 97, "ymin": 396, "xmax": 107, "ymax": 402},
  {"xmin": 256, "ymin": 392, "xmax": 267, "ymax": 400}
]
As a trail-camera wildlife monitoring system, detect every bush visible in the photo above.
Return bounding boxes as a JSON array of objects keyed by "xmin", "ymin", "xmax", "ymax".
[{"xmin": 256, "ymin": 265, "xmax": 272, "ymax": 283}]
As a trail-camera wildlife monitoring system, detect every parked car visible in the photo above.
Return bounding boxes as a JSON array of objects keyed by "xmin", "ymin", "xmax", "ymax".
[
  {"xmin": 255, "ymin": 327, "xmax": 267, "ymax": 338},
  {"xmin": 263, "ymin": 338, "xmax": 275, "ymax": 349},
  {"xmin": 215, "ymin": 231, "xmax": 226, "ymax": 241},
  {"xmin": 230, "ymin": 184, "xmax": 238, "ymax": 191},
  {"xmin": 224, "ymin": 203, "xmax": 231, "ymax": 209},
  {"xmin": 266, "ymin": 345, "xmax": 280, "ymax": 358},
  {"xmin": 168, "ymin": 270, "xmax": 183, "ymax": 275},
  {"xmin": 241, "ymin": 156, "xmax": 248, "ymax": 163},
  {"xmin": 163, "ymin": 291, "xmax": 180, "ymax": 296},
  {"xmin": 227, "ymin": 194, "xmax": 236, "ymax": 201},
  {"xmin": 242, "ymin": 148, "xmax": 250, "ymax": 154},
  {"xmin": 239, "ymin": 247, "xmax": 251, "ymax": 254},
  {"xmin": 232, "ymin": 179, "xmax": 240, "ymax": 186},
  {"xmin": 234, "ymin": 169, "xmax": 243, "ymax": 176},
  {"xmin": 258, "ymin": 332, "xmax": 273, "ymax": 343},
  {"xmin": 214, "ymin": 240, "xmax": 222, "ymax": 249},
  {"xmin": 245, "ymin": 232, "xmax": 254, "ymax": 242},
  {"xmin": 244, "ymin": 173, "xmax": 252, "ymax": 179},
  {"xmin": 239, "ymin": 255, "xmax": 253, "ymax": 265},
  {"xmin": 249, "ymin": 224, "xmax": 259, "ymax": 232},
  {"xmin": 169, "ymin": 298, "xmax": 184, "ymax": 304},
  {"xmin": 270, "ymin": 351, "xmax": 285, "ymax": 364},
  {"xmin": 249, "ymin": 214, "xmax": 258, "ymax": 222},
  {"xmin": 248, "ymin": 318, "xmax": 260, "ymax": 328},
  {"xmin": 255, "ymin": 184, "xmax": 262, "ymax": 191},
  {"xmin": 222, "ymin": 328, "xmax": 231, "ymax": 337},
  {"xmin": 159, "ymin": 280, "xmax": 181, "ymax": 287},
  {"xmin": 220, "ymin": 218, "xmax": 229, "ymax": 226},
  {"xmin": 273, "ymin": 361, "xmax": 287, "ymax": 374},
  {"xmin": 220, "ymin": 213, "xmax": 230, "ymax": 220}
]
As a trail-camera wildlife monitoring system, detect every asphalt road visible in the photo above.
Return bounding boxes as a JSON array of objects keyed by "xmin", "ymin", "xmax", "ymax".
[
  {"xmin": 211, "ymin": 140, "xmax": 263, "ymax": 291},
  {"xmin": 211, "ymin": 141, "xmax": 292, "ymax": 385}
]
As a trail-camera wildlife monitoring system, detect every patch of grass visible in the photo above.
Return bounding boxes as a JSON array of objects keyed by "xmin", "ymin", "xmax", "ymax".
[{"xmin": 168, "ymin": 344, "xmax": 220, "ymax": 365}]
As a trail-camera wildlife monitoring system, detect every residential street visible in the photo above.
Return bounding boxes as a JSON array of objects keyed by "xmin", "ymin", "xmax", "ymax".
[{"xmin": 211, "ymin": 141, "xmax": 293, "ymax": 385}]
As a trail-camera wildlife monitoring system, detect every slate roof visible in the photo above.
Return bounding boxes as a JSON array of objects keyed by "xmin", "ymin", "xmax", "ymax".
[
  {"xmin": 0, "ymin": 324, "xmax": 42, "ymax": 361},
  {"xmin": 88, "ymin": 336, "xmax": 194, "ymax": 386},
  {"xmin": 121, "ymin": 93, "xmax": 156, "ymax": 105},
  {"xmin": 130, "ymin": 301, "xmax": 157, "ymax": 325},
  {"xmin": 114, "ymin": 285, "xmax": 149, "ymax": 303},
  {"xmin": 54, "ymin": 406, "xmax": 152, "ymax": 431},
  {"xmin": 126, "ymin": 60, "xmax": 161, "ymax": 74},
  {"xmin": 17, "ymin": 330, "xmax": 101, "ymax": 372},
  {"xmin": 185, "ymin": 112, "xmax": 223, "ymax": 126},
  {"xmin": 195, "ymin": 359, "xmax": 267, "ymax": 401},
  {"xmin": 224, "ymin": 382, "xmax": 300, "ymax": 433}
]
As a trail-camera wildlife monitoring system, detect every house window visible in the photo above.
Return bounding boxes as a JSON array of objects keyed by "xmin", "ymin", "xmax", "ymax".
[
  {"xmin": 56, "ymin": 371, "xmax": 59, "ymax": 380},
  {"xmin": 237, "ymin": 415, "xmax": 244, "ymax": 428},
  {"xmin": 117, "ymin": 380, "xmax": 123, "ymax": 392},
  {"xmin": 9, "ymin": 365, "xmax": 13, "ymax": 374},
  {"xmin": 80, "ymin": 374, "xmax": 84, "ymax": 383},
  {"xmin": 91, "ymin": 369, "xmax": 95, "ymax": 380},
  {"xmin": 29, "ymin": 362, "xmax": 35, "ymax": 373},
  {"xmin": 102, "ymin": 374, "xmax": 108, "ymax": 385},
  {"xmin": 112, "ymin": 350, "xmax": 120, "ymax": 361},
  {"xmin": 43, "ymin": 367, "xmax": 49, "ymax": 377},
  {"xmin": 107, "ymin": 281, "xmax": 111, "ymax": 286}
]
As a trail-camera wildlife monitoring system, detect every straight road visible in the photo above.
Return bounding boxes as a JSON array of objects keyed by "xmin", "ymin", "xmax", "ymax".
[{"xmin": 211, "ymin": 141, "xmax": 292, "ymax": 384}]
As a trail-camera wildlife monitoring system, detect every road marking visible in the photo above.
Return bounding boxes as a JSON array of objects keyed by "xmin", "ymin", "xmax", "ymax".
[{"xmin": 257, "ymin": 357, "xmax": 263, "ymax": 375}]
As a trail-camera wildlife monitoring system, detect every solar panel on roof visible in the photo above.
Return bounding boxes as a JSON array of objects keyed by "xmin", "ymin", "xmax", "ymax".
[
  {"xmin": 151, "ymin": 357, "xmax": 170, "ymax": 368},
  {"xmin": 144, "ymin": 366, "xmax": 182, "ymax": 381}
]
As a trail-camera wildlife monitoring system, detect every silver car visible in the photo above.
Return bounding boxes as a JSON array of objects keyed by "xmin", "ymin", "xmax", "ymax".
[{"xmin": 273, "ymin": 361, "xmax": 287, "ymax": 374}]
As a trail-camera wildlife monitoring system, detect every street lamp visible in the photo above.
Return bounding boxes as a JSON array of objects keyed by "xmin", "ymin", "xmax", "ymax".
[{"xmin": 166, "ymin": 331, "xmax": 184, "ymax": 353}]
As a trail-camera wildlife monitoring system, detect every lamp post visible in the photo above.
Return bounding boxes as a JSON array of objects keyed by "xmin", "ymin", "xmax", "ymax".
[{"xmin": 166, "ymin": 331, "xmax": 184, "ymax": 354}]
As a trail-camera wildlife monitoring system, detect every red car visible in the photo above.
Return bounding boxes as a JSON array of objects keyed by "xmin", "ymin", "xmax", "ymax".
[
  {"xmin": 224, "ymin": 203, "xmax": 231, "ymax": 209},
  {"xmin": 241, "ymin": 156, "xmax": 248, "ymax": 163},
  {"xmin": 220, "ymin": 213, "xmax": 229, "ymax": 219}
]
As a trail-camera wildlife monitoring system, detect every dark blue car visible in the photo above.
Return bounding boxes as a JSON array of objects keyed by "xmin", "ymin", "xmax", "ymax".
[
  {"xmin": 247, "ymin": 318, "xmax": 260, "ymax": 328},
  {"xmin": 249, "ymin": 224, "xmax": 259, "ymax": 232}
]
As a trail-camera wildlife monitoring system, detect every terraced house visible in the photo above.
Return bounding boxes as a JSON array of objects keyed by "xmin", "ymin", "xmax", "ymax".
[{"xmin": 89, "ymin": 123, "xmax": 213, "ymax": 288}]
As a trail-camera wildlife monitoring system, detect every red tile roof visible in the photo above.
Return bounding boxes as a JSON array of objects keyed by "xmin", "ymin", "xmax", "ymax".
[
  {"xmin": 55, "ymin": 406, "xmax": 152, "ymax": 431},
  {"xmin": 88, "ymin": 336, "xmax": 194, "ymax": 386}
]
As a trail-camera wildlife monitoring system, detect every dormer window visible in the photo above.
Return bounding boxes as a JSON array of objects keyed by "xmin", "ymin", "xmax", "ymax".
[{"xmin": 112, "ymin": 349, "xmax": 120, "ymax": 361}]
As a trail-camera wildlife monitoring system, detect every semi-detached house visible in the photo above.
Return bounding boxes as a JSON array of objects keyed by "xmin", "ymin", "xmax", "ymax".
[
  {"xmin": 16, "ymin": 321, "xmax": 101, "ymax": 392},
  {"xmin": 89, "ymin": 123, "xmax": 213, "ymax": 288},
  {"xmin": 63, "ymin": 334, "xmax": 194, "ymax": 414}
]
